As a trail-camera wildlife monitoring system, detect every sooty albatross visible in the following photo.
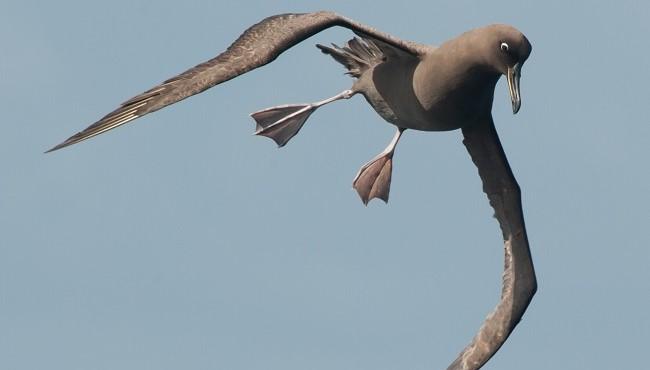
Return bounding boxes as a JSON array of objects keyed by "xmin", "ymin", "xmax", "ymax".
[{"xmin": 48, "ymin": 11, "xmax": 537, "ymax": 370}]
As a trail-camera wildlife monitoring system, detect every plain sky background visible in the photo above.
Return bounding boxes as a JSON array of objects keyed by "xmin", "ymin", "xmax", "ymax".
[{"xmin": 1, "ymin": 1, "xmax": 648, "ymax": 370}]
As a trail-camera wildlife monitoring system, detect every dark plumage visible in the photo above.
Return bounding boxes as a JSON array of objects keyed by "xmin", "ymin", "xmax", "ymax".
[{"xmin": 48, "ymin": 11, "xmax": 536, "ymax": 370}]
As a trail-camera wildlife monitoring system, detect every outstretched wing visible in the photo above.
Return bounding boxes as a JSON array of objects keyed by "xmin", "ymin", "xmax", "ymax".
[
  {"xmin": 47, "ymin": 11, "xmax": 428, "ymax": 152},
  {"xmin": 447, "ymin": 119, "xmax": 537, "ymax": 370}
]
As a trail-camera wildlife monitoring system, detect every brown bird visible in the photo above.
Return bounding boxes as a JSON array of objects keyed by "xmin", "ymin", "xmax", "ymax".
[{"xmin": 48, "ymin": 11, "xmax": 537, "ymax": 370}]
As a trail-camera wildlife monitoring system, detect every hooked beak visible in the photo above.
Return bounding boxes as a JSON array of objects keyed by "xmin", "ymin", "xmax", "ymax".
[{"xmin": 507, "ymin": 63, "xmax": 522, "ymax": 114}]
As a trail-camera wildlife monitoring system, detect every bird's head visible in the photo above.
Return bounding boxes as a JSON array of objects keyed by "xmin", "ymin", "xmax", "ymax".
[{"xmin": 481, "ymin": 25, "xmax": 532, "ymax": 114}]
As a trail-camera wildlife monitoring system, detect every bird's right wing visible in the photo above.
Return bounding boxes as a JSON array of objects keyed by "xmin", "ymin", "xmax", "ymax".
[
  {"xmin": 47, "ymin": 11, "xmax": 429, "ymax": 152},
  {"xmin": 447, "ymin": 118, "xmax": 537, "ymax": 370}
]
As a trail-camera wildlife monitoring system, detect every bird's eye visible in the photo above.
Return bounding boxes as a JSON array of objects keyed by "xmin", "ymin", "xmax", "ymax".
[{"xmin": 500, "ymin": 42, "xmax": 509, "ymax": 52}]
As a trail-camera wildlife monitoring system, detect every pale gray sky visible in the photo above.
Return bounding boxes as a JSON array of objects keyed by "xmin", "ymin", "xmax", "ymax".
[{"xmin": 1, "ymin": 1, "xmax": 648, "ymax": 370}]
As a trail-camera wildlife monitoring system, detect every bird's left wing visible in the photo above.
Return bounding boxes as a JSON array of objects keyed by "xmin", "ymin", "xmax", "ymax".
[
  {"xmin": 446, "ymin": 118, "xmax": 537, "ymax": 370},
  {"xmin": 47, "ymin": 11, "xmax": 428, "ymax": 152}
]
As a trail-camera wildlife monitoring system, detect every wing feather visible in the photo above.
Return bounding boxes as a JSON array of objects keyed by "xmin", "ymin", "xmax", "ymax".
[
  {"xmin": 47, "ymin": 11, "xmax": 427, "ymax": 152},
  {"xmin": 446, "ymin": 119, "xmax": 537, "ymax": 370}
]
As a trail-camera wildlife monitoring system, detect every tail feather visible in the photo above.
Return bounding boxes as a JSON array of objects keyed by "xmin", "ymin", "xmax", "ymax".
[{"xmin": 316, "ymin": 37, "xmax": 384, "ymax": 78}]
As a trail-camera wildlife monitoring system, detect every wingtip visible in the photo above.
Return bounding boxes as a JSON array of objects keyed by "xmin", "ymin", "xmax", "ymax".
[
  {"xmin": 45, "ymin": 134, "xmax": 81, "ymax": 153},
  {"xmin": 44, "ymin": 141, "xmax": 67, "ymax": 154}
]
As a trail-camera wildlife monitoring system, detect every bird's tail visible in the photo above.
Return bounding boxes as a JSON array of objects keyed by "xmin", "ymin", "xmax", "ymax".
[{"xmin": 316, "ymin": 37, "xmax": 384, "ymax": 78}]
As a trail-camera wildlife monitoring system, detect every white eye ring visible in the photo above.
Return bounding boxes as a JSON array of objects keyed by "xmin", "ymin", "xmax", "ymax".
[{"xmin": 500, "ymin": 42, "xmax": 509, "ymax": 52}]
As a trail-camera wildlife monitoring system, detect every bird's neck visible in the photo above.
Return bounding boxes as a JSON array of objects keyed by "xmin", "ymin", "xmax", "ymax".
[{"xmin": 415, "ymin": 49, "xmax": 500, "ymax": 118}]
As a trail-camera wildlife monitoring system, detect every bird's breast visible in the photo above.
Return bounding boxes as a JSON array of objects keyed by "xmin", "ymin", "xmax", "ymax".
[
  {"xmin": 413, "ymin": 61, "xmax": 499, "ymax": 131},
  {"xmin": 357, "ymin": 55, "xmax": 498, "ymax": 132}
]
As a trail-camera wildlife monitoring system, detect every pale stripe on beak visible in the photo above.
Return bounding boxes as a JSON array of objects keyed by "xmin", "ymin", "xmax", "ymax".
[{"xmin": 507, "ymin": 62, "xmax": 522, "ymax": 114}]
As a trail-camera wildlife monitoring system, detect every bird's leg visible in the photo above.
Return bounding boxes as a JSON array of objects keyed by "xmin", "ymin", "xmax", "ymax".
[
  {"xmin": 353, "ymin": 128, "xmax": 406, "ymax": 205},
  {"xmin": 251, "ymin": 89, "xmax": 354, "ymax": 147}
]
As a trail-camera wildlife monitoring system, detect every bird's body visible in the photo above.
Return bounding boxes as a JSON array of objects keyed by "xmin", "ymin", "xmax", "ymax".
[
  {"xmin": 48, "ymin": 11, "xmax": 537, "ymax": 370},
  {"xmin": 347, "ymin": 41, "xmax": 496, "ymax": 132},
  {"xmin": 318, "ymin": 23, "xmax": 529, "ymax": 133}
]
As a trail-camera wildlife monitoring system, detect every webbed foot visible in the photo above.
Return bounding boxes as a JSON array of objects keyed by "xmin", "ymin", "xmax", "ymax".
[
  {"xmin": 251, "ymin": 90, "xmax": 354, "ymax": 147},
  {"xmin": 251, "ymin": 104, "xmax": 315, "ymax": 147},
  {"xmin": 353, "ymin": 128, "xmax": 405, "ymax": 205},
  {"xmin": 353, "ymin": 153, "xmax": 394, "ymax": 205}
]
